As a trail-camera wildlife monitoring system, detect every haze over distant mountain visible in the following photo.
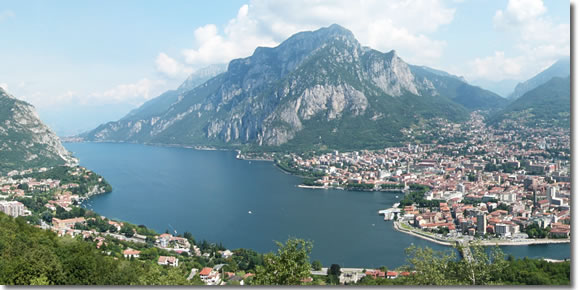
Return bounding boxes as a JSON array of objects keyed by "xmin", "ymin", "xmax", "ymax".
[
  {"xmin": 508, "ymin": 57, "xmax": 570, "ymax": 100},
  {"xmin": 0, "ymin": 87, "xmax": 76, "ymax": 173},
  {"xmin": 80, "ymin": 24, "xmax": 505, "ymax": 151},
  {"xmin": 490, "ymin": 76, "xmax": 570, "ymax": 128},
  {"xmin": 470, "ymin": 78, "xmax": 520, "ymax": 98},
  {"xmin": 122, "ymin": 64, "xmax": 227, "ymax": 121}
]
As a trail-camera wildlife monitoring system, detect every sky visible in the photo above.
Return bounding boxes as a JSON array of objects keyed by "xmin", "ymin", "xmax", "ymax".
[{"xmin": 0, "ymin": 0, "xmax": 570, "ymax": 136}]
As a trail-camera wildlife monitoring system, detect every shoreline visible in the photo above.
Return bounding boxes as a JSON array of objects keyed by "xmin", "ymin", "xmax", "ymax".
[
  {"xmin": 64, "ymin": 141, "xmax": 571, "ymax": 255},
  {"xmin": 65, "ymin": 140, "xmax": 277, "ymax": 162},
  {"xmin": 393, "ymin": 221, "xmax": 570, "ymax": 247}
]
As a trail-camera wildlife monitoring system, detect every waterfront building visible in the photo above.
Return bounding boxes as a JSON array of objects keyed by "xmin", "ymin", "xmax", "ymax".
[
  {"xmin": 476, "ymin": 213, "xmax": 487, "ymax": 235},
  {"xmin": 495, "ymin": 223, "xmax": 509, "ymax": 236}
]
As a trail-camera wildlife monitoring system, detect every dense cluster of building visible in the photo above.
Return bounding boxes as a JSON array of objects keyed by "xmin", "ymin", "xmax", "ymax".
[{"xmin": 285, "ymin": 112, "xmax": 571, "ymax": 242}]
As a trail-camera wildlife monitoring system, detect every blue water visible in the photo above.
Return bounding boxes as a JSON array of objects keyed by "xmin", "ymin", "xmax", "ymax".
[{"xmin": 64, "ymin": 142, "xmax": 570, "ymax": 268}]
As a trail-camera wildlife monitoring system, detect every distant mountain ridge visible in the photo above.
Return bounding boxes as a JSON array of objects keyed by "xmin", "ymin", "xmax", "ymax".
[
  {"xmin": 122, "ymin": 64, "xmax": 226, "ymax": 121},
  {"xmin": 508, "ymin": 57, "xmax": 570, "ymax": 100},
  {"xmin": 80, "ymin": 24, "xmax": 505, "ymax": 151},
  {"xmin": 490, "ymin": 76, "xmax": 570, "ymax": 128},
  {"xmin": 0, "ymin": 88, "xmax": 76, "ymax": 173}
]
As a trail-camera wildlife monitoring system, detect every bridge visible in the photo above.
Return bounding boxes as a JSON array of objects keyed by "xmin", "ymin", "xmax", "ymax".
[{"xmin": 456, "ymin": 240, "xmax": 473, "ymax": 262}]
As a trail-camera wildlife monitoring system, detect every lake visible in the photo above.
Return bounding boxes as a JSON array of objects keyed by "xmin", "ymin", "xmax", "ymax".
[{"xmin": 64, "ymin": 142, "xmax": 570, "ymax": 268}]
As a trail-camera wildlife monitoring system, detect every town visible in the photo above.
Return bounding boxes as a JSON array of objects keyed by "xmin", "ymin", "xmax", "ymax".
[{"xmin": 276, "ymin": 112, "xmax": 570, "ymax": 246}]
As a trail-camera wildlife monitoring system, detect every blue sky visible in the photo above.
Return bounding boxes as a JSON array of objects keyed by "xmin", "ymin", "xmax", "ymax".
[{"xmin": 0, "ymin": 0, "xmax": 570, "ymax": 135}]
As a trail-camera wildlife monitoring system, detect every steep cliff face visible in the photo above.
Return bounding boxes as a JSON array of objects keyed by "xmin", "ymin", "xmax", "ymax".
[
  {"xmin": 81, "ymin": 24, "xmax": 503, "ymax": 151},
  {"xmin": 0, "ymin": 88, "xmax": 76, "ymax": 173}
]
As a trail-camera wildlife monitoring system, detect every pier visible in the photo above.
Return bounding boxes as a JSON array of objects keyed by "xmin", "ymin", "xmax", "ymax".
[{"xmin": 378, "ymin": 203, "xmax": 401, "ymax": 220}]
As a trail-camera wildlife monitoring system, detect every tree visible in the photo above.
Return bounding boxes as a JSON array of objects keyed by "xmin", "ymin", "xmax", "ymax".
[
  {"xmin": 327, "ymin": 264, "xmax": 342, "ymax": 285},
  {"xmin": 120, "ymin": 224, "xmax": 134, "ymax": 238},
  {"xmin": 311, "ymin": 260, "xmax": 322, "ymax": 271},
  {"xmin": 404, "ymin": 245, "xmax": 458, "ymax": 285},
  {"xmin": 29, "ymin": 275, "xmax": 50, "ymax": 285},
  {"xmin": 456, "ymin": 244, "xmax": 508, "ymax": 285},
  {"xmin": 183, "ymin": 232, "xmax": 195, "ymax": 245},
  {"xmin": 328, "ymin": 264, "xmax": 341, "ymax": 276},
  {"xmin": 41, "ymin": 211, "xmax": 53, "ymax": 223},
  {"xmin": 253, "ymin": 238, "xmax": 313, "ymax": 285}
]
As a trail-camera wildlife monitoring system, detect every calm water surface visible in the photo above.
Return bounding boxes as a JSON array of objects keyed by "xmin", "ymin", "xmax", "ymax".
[{"xmin": 64, "ymin": 142, "xmax": 570, "ymax": 268}]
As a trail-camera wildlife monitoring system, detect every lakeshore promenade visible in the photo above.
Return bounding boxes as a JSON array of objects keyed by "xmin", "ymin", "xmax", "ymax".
[{"xmin": 392, "ymin": 221, "xmax": 570, "ymax": 247}]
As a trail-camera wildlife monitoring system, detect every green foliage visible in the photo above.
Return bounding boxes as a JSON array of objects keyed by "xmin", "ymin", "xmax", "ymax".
[
  {"xmin": 0, "ymin": 212, "xmax": 196, "ymax": 285},
  {"xmin": 326, "ymin": 263, "xmax": 341, "ymax": 284},
  {"xmin": 252, "ymin": 238, "xmax": 313, "ymax": 285},
  {"xmin": 22, "ymin": 166, "xmax": 113, "ymax": 195},
  {"xmin": 403, "ymin": 245, "xmax": 459, "ymax": 285},
  {"xmin": 398, "ymin": 184, "xmax": 442, "ymax": 208},
  {"xmin": 345, "ymin": 183, "xmax": 374, "ymax": 190},
  {"xmin": 311, "ymin": 260, "xmax": 322, "ymax": 271},
  {"xmin": 494, "ymin": 258, "xmax": 570, "ymax": 285},
  {"xmin": 381, "ymin": 183, "xmax": 404, "ymax": 189},
  {"xmin": 231, "ymin": 248, "xmax": 263, "ymax": 271},
  {"xmin": 525, "ymin": 223, "xmax": 551, "ymax": 239},
  {"xmin": 456, "ymin": 245, "xmax": 508, "ymax": 285},
  {"xmin": 489, "ymin": 76, "xmax": 570, "ymax": 128}
]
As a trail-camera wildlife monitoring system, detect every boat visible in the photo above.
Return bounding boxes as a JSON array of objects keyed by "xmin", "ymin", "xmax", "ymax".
[{"xmin": 248, "ymin": 210, "xmax": 252, "ymax": 214}]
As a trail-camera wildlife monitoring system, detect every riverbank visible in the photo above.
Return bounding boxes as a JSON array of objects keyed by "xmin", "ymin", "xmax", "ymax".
[{"xmin": 393, "ymin": 221, "xmax": 571, "ymax": 247}]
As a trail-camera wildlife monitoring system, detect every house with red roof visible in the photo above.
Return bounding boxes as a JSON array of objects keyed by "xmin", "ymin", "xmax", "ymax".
[
  {"xmin": 158, "ymin": 256, "xmax": 179, "ymax": 267},
  {"xmin": 123, "ymin": 248, "xmax": 141, "ymax": 259}
]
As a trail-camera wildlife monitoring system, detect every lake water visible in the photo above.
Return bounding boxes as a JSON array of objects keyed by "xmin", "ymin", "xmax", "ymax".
[{"xmin": 64, "ymin": 142, "xmax": 570, "ymax": 268}]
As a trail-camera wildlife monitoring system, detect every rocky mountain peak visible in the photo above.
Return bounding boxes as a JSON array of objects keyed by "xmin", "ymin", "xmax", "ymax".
[
  {"xmin": 177, "ymin": 64, "xmax": 227, "ymax": 93},
  {"xmin": 81, "ymin": 25, "xmax": 504, "ymax": 151},
  {"xmin": 0, "ymin": 87, "xmax": 76, "ymax": 173}
]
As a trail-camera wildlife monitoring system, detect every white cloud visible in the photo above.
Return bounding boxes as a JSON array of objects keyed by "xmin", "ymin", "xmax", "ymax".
[
  {"xmin": 179, "ymin": 0, "xmax": 455, "ymax": 68},
  {"xmin": 466, "ymin": 0, "xmax": 569, "ymax": 81},
  {"xmin": 469, "ymin": 52, "xmax": 525, "ymax": 81},
  {"xmin": 18, "ymin": 78, "xmax": 168, "ymax": 109},
  {"xmin": 89, "ymin": 78, "xmax": 167, "ymax": 105},
  {"xmin": 0, "ymin": 83, "xmax": 7, "ymax": 91},
  {"xmin": 493, "ymin": 0, "xmax": 546, "ymax": 26},
  {"xmin": 155, "ymin": 53, "xmax": 193, "ymax": 78},
  {"xmin": 0, "ymin": 10, "xmax": 15, "ymax": 22}
]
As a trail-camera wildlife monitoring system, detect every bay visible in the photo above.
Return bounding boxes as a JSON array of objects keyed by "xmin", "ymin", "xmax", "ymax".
[{"xmin": 64, "ymin": 142, "xmax": 570, "ymax": 268}]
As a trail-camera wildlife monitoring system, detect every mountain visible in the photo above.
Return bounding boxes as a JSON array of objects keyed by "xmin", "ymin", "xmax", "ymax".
[
  {"xmin": 490, "ymin": 76, "xmax": 570, "ymax": 128},
  {"xmin": 0, "ymin": 88, "xmax": 76, "ymax": 174},
  {"xmin": 508, "ymin": 57, "xmax": 570, "ymax": 100},
  {"xmin": 470, "ymin": 78, "xmax": 519, "ymax": 98},
  {"xmin": 81, "ymin": 24, "xmax": 505, "ymax": 151},
  {"xmin": 122, "ymin": 64, "xmax": 226, "ymax": 121},
  {"xmin": 408, "ymin": 65, "xmax": 507, "ymax": 111}
]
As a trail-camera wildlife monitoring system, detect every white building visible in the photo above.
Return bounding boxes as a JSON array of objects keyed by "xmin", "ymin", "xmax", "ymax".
[
  {"xmin": 158, "ymin": 256, "xmax": 179, "ymax": 267},
  {"xmin": 495, "ymin": 223, "xmax": 509, "ymax": 236},
  {"xmin": 199, "ymin": 267, "xmax": 221, "ymax": 285},
  {"xmin": 0, "ymin": 201, "xmax": 26, "ymax": 217}
]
